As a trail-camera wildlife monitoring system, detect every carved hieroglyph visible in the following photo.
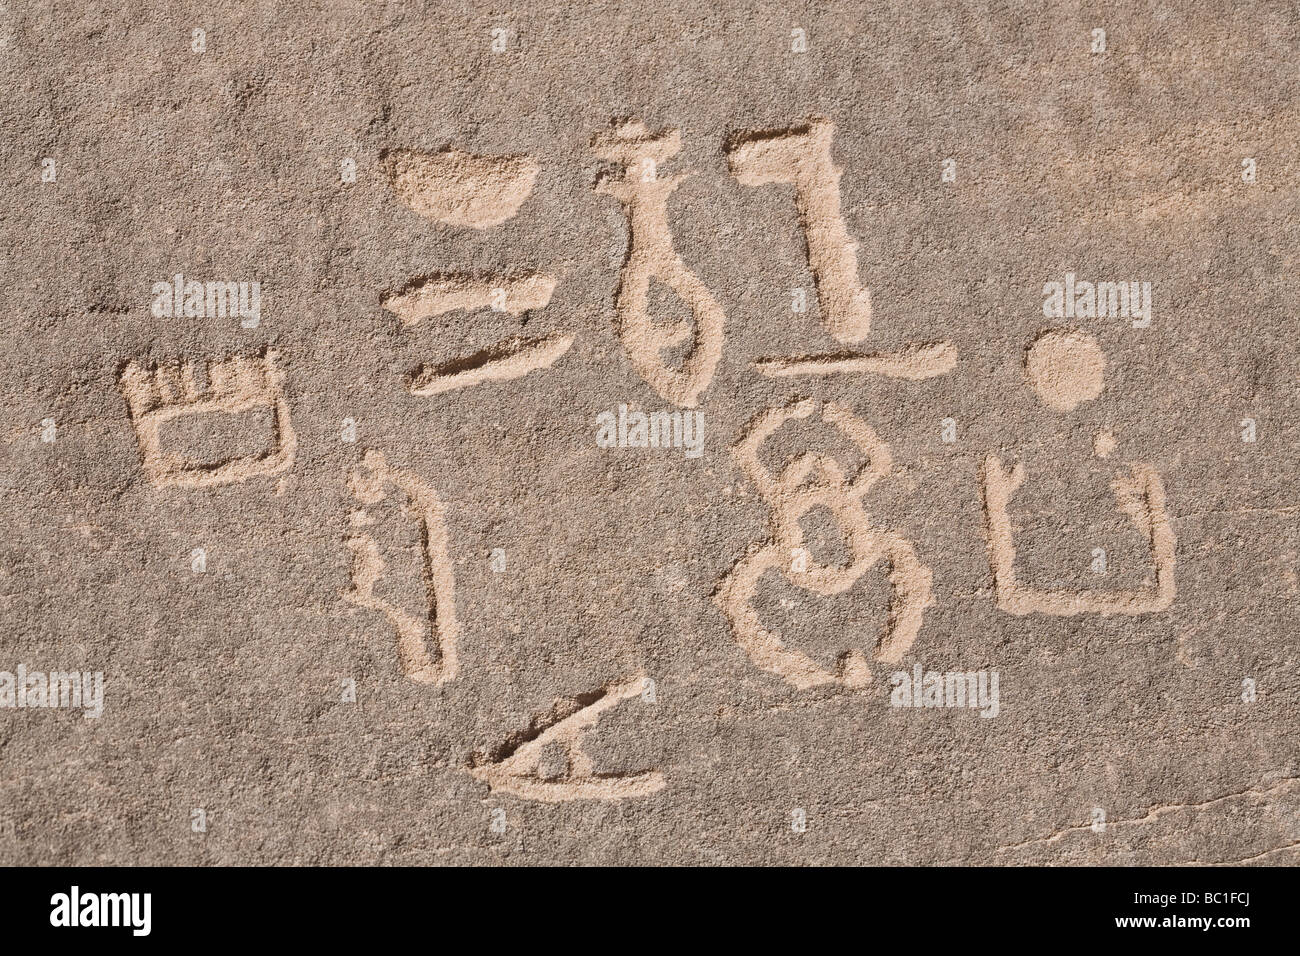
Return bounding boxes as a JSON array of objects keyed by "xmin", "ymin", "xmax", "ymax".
[
  {"xmin": 118, "ymin": 349, "xmax": 296, "ymax": 488},
  {"xmin": 978, "ymin": 330, "xmax": 1176, "ymax": 615},
  {"xmin": 753, "ymin": 342, "xmax": 957, "ymax": 380},
  {"xmin": 728, "ymin": 119, "xmax": 956, "ymax": 380},
  {"xmin": 469, "ymin": 675, "xmax": 665, "ymax": 802},
  {"xmin": 382, "ymin": 274, "xmax": 558, "ymax": 327},
  {"xmin": 382, "ymin": 147, "xmax": 573, "ymax": 394},
  {"xmin": 343, "ymin": 450, "xmax": 459, "ymax": 684},
  {"xmin": 728, "ymin": 120, "xmax": 872, "ymax": 343},
  {"xmin": 715, "ymin": 399, "xmax": 934, "ymax": 689},
  {"xmin": 593, "ymin": 120, "xmax": 726, "ymax": 408},
  {"xmin": 385, "ymin": 146, "xmax": 539, "ymax": 229},
  {"xmin": 407, "ymin": 333, "xmax": 575, "ymax": 396},
  {"xmin": 1023, "ymin": 329, "xmax": 1105, "ymax": 412},
  {"xmin": 980, "ymin": 456, "xmax": 1176, "ymax": 615}
]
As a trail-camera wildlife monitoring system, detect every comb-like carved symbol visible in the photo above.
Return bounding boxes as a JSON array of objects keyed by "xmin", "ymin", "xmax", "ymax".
[{"xmin": 118, "ymin": 348, "xmax": 296, "ymax": 488}]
